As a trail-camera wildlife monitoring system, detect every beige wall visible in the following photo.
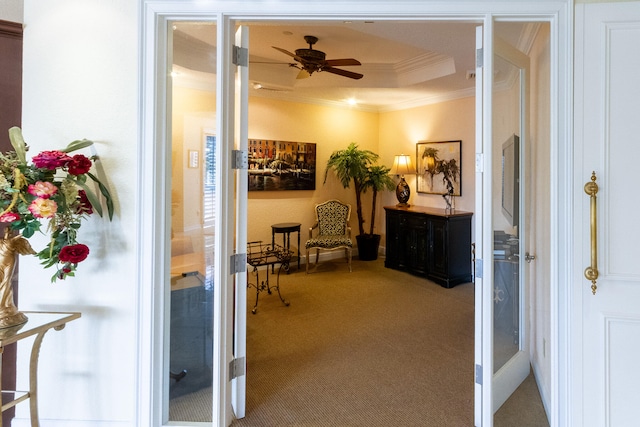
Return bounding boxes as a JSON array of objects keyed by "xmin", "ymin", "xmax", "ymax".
[
  {"xmin": 247, "ymin": 97, "xmax": 381, "ymax": 250},
  {"xmin": 378, "ymin": 97, "xmax": 477, "ymax": 246},
  {"xmin": 171, "ymin": 88, "xmax": 476, "ymax": 258}
]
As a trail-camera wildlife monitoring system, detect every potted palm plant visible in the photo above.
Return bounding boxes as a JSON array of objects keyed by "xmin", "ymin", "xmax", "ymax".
[{"xmin": 324, "ymin": 143, "xmax": 395, "ymax": 260}]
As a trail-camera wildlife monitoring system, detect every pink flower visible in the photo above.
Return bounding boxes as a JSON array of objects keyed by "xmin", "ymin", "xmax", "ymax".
[
  {"xmin": 67, "ymin": 154, "xmax": 92, "ymax": 175},
  {"xmin": 28, "ymin": 198, "xmax": 58, "ymax": 218},
  {"xmin": 28, "ymin": 181, "xmax": 58, "ymax": 199},
  {"xmin": 0, "ymin": 212, "xmax": 20, "ymax": 223},
  {"xmin": 32, "ymin": 150, "xmax": 72, "ymax": 170},
  {"xmin": 58, "ymin": 244, "xmax": 90, "ymax": 263}
]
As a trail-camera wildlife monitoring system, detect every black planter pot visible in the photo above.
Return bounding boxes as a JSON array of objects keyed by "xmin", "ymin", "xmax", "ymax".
[{"xmin": 356, "ymin": 234, "xmax": 381, "ymax": 261}]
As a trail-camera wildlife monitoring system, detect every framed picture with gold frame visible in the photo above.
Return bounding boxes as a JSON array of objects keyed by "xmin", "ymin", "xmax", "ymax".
[{"xmin": 416, "ymin": 140, "xmax": 461, "ymax": 196}]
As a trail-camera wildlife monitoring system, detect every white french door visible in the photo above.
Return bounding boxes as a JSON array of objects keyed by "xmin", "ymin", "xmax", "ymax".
[
  {"xmin": 574, "ymin": 3, "xmax": 640, "ymax": 426},
  {"xmin": 474, "ymin": 19, "xmax": 535, "ymax": 426},
  {"xmin": 231, "ymin": 23, "xmax": 249, "ymax": 420}
]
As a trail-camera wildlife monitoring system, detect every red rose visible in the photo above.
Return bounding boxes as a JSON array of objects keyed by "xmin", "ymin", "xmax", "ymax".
[
  {"xmin": 58, "ymin": 244, "xmax": 90, "ymax": 263},
  {"xmin": 67, "ymin": 154, "xmax": 92, "ymax": 175},
  {"xmin": 76, "ymin": 190, "xmax": 94, "ymax": 214},
  {"xmin": 32, "ymin": 150, "xmax": 73, "ymax": 170},
  {"xmin": 0, "ymin": 212, "xmax": 20, "ymax": 223}
]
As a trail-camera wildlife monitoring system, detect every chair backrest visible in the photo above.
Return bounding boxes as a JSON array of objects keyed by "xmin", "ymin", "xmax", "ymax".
[{"xmin": 315, "ymin": 200, "xmax": 351, "ymax": 236}]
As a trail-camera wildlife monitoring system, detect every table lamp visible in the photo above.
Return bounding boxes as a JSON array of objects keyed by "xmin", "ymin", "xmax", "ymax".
[{"xmin": 391, "ymin": 154, "xmax": 416, "ymax": 207}]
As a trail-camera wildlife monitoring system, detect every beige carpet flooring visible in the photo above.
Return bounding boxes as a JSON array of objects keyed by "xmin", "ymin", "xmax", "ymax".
[{"xmin": 170, "ymin": 258, "xmax": 549, "ymax": 426}]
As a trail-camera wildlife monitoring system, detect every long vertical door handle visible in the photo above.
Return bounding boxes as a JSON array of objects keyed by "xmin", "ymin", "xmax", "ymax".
[{"xmin": 584, "ymin": 172, "xmax": 599, "ymax": 294}]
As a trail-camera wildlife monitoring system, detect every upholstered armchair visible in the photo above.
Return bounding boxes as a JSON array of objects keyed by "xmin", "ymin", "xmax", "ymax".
[{"xmin": 305, "ymin": 199, "xmax": 353, "ymax": 273}]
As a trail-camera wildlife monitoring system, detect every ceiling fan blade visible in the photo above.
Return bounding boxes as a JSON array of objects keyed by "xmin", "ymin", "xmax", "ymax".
[
  {"xmin": 272, "ymin": 46, "xmax": 297, "ymax": 58},
  {"xmin": 322, "ymin": 67, "xmax": 364, "ymax": 80},
  {"xmin": 324, "ymin": 58, "xmax": 361, "ymax": 67},
  {"xmin": 296, "ymin": 69, "xmax": 311, "ymax": 79}
]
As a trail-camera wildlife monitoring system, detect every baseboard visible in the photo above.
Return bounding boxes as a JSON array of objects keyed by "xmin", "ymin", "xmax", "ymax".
[
  {"xmin": 13, "ymin": 419, "xmax": 129, "ymax": 427},
  {"xmin": 531, "ymin": 359, "xmax": 552, "ymax": 423}
]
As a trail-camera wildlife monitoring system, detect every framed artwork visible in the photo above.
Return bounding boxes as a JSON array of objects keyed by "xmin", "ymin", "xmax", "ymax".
[
  {"xmin": 416, "ymin": 140, "xmax": 462, "ymax": 196},
  {"xmin": 247, "ymin": 139, "xmax": 316, "ymax": 191}
]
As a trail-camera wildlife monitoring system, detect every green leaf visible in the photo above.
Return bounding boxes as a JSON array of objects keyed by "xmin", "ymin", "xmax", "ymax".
[
  {"xmin": 86, "ymin": 172, "xmax": 114, "ymax": 220},
  {"xmin": 8, "ymin": 127, "xmax": 27, "ymax": 164},
  {"xmin": 60, "ymin": 139, "xmax": 94, "ymax": 153}
]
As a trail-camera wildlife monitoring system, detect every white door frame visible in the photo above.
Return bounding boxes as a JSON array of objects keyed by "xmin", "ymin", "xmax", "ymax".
[{"xmin": 138, "ymin": 2, "xmax": 572, "ymax": 426}]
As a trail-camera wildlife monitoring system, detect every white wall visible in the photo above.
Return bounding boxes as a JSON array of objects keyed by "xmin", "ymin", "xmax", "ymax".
[
  {"xmin": 16, "ymin": 1, "xmax": 139, "ymax": 425},
  {"xmin": 0, "ymin": 0, "xmax": 22, "ymax": 23}
]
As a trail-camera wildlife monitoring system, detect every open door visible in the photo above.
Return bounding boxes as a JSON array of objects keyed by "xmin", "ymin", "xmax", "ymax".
[
  {"xmin": 231, "ymin": 24, "xmax": 249, "ymax": 420},
  {"xmin": 474, "ymin": 19, "xmax": 534, "ymax": 426}
]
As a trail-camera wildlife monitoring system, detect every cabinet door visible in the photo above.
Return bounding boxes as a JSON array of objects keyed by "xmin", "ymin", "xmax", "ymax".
[
  {"xmin": 406, "ymin": 215, "xmax": 428, "ymax": 274},
  {"xmin": 428, "ymin": 217, "xmax": 448, "ymax": 278}
]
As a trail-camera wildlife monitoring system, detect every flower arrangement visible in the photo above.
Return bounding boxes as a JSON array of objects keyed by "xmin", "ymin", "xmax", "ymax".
[{"xmin": 0, "ymin": 127, "xmax": 113, "ymax": 281}]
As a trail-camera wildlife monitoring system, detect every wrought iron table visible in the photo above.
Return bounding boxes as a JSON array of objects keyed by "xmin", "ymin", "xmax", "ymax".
[
  {"xmin": 0, "ymin": 311, "xmax": 81, "ymax": 427},
  {"xmin": 247, "ymin": 241, "xmax": 292, "ymax": 314}
]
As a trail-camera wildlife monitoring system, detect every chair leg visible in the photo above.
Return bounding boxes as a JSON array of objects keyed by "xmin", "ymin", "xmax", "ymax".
[
  {"xmin": 315, "ymin": 249, "xmax": 320, "ymax": 266},
  {"xmin": 306, "ymin": 248, "xmax": 310, "ymax": 274},
  {"xmin": 347, "ymin": 247, "xmax": 352, "ymax": 272}
]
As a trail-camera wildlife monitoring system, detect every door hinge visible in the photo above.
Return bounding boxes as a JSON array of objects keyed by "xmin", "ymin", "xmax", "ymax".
[
  {"xmin": 475, "ymin": 153, "xmax": 484, "ymax": 173},
  {"xmin": 232, "ymin": 150, "xmax": 248, "ymax": 170},
  {"xmin": 475, "ymin": 259, "xmax": 483, "ymax": 279},
  {"xmin": 229, "ymin": 357, "xmax": 246, "ymax": 380},
  {"xmin": 230, "ymin": 253, "xmax": 247, "ymax": 274},
  {"xmin": 475, "ymin": 364, "xmax": 483, "ymax": 385},
  {"xmin": 233, "ymin": 45, "xmax": 249, "ymax": 67},
  {"xmin": 476, "ymin": 47, "xmax": 484, "ymax": 68}
]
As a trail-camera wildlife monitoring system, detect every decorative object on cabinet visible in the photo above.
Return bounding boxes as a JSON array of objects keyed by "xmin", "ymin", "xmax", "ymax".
[
  {"xmin": 384, "ymin": 205, "xmax": 472, "ymax": 288},
  {"xmin": 0, "ymin": 128, "xmax": 114, "ymax": 329},
  {"xmin": 248, "ymin": 139, "xmax": 316, "ymax": 191},
  {"xmin": 324, "ymin": 143, "xmax": 395, "ymax": 260},
  {"xmin": 390, "ymin": 154, "xmax": 417, "ymax": 207},
  {"xmin": 305, "ymin": 199, "xmax": 353, "ymax": 273},
  {"xmin": 416, "ymin": 140, "xmax": 461, "ymax": 196}
]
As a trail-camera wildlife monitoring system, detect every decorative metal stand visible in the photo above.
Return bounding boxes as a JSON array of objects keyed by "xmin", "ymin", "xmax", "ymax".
[{"xmin": 246, "ymin": 241, "xmax": 292, "ymax": 314}]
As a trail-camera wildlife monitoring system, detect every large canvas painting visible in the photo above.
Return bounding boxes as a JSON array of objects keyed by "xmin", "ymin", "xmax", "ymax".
[
  {"xmin": 248, "ymin": 139, "xmax": 316, "ymax": 191},
  {"xmin": 416, "ymin": 140, "xmax": 462, "ymax": 196}
]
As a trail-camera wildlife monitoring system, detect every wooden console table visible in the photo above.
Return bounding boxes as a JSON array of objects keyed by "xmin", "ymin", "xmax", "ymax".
[
  {"xmin": 0, "ymin": 311, "xmax": 81, "ymax": 427},
  {"xmin": 384, "ymin": 206, "xmax": 473, "ymax": 288}
]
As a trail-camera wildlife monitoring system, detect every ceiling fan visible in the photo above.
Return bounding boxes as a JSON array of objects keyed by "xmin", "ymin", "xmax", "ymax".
[{"xmin": 272, "ymin": 35, "xmax": 364, "ymax": 80}]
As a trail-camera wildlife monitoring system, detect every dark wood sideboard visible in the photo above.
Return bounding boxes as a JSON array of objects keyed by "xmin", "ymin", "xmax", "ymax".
[{"xmin": 384, "ymin": 206, "xmax": 473, "ymax": 288}]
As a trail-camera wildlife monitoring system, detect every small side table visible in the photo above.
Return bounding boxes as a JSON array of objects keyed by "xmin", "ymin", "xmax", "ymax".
[
  {"xmin": 271, "ymin": 222, "xmax": 301, "ymax": 272},
  {"xmin": 0, "ymin": 311, "xmax": 81, "ymax": 427}
]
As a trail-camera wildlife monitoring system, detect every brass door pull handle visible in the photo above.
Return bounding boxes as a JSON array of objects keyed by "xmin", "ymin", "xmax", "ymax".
[{"xmin": 584, "ymin": 172, "xmax": 599, "ymax": 294}]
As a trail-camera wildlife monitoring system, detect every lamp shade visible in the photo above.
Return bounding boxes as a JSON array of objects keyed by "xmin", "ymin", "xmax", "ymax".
[
  {"xmin": 390, "ymin": 154, "xmax": 415, "ymax": 207},
  {"xmin": 391, "ymin": 154, "xmax": 416, "ymax": 176}
]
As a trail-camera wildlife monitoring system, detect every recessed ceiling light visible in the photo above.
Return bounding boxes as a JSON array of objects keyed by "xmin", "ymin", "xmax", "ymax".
[{"xmin": 346, "ymin": 98, "xmax": 358, "ymax": 106}]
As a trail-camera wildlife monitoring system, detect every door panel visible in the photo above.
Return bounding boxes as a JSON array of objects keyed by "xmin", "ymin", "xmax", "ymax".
[
  {"xmin": 476, "ymin": 19, "xmax": 542, "ymax": 426},
  {"xmin": 575, "ymin": 4, "xmax": 640, "ymax": 426},
  {"xmin": 167, "ymin": 21, "xmax": 217, "ymax": 424},
  {"xmin": 491, "ymin": 39, "xmax": 530, "ymax": 412},
  {"xmin": 231, "ymin": 24, "xmax": 249, "ymax": 420}
]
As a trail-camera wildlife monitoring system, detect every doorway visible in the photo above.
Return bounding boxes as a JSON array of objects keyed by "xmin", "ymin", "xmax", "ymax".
[
  {"xmin": 165, "ymin": 16, "xmax": 552, "ymax": 427},
  {"xmin": 141, "ymin": 2, "xmax": 568, "ymax": 422}
]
